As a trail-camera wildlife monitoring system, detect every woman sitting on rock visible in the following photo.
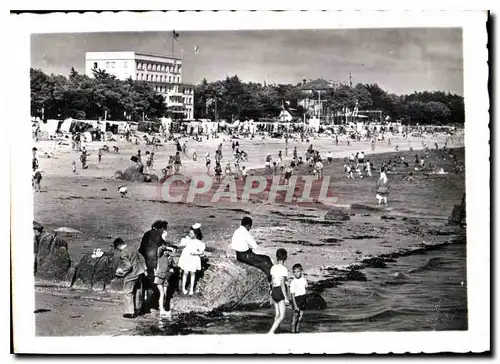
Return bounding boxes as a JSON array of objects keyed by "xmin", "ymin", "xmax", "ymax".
[{"xmin": 178, "ymin": 223, "xmax": 206, "ymax": 295}]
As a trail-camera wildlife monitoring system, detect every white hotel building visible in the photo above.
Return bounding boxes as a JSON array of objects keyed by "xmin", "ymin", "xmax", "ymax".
[{"xmin": 85, "ymin": 51, "xmax": 194, "ymax": 120}]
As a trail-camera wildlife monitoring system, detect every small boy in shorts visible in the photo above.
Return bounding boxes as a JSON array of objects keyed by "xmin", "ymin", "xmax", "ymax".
[
  {"xmin": 154, "ymin": 244, "xmax": 175, "ymax": 318},
  {"xmin": 290, "ymin": 263, "xmax": 308, "ymax": 333}
]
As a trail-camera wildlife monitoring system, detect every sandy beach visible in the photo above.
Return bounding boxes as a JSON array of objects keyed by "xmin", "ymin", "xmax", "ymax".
[{"xmin": 33, "ymin": 133, "xmax": 465, "ymax": 336}]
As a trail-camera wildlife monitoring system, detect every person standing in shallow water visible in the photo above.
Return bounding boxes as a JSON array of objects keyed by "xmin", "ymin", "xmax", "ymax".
[
  {"xmin": 230, "ymin": 217, "xmax": 273, "ymax": 282},
  {"xmin": 139, "ymin": 220, "xmax": 171, "ymax": 312},
  {"xmin": 268, "ymin": 248, "xmax": 289, "ymax": 334},
  {"xmin": 376, "ymin": 168, "xmax": 391, "ymax": 205}
]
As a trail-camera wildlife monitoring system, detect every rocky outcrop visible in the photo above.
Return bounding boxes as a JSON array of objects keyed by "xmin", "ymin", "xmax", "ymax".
[
  {"xmin": 114, "ymin": 166, "xmax": 159, "ymax": 183},
  {"xmin": 197, "ymin": 258, "xmax": 270, "ymax": 311},
  {"xmin": 324, "ymin": 208, "xmax": 351, "ymax": 222},
  {"xmin": 35, "ymin": 233, "xmax": 72, "ymax": 282},
  {"xmin": 34, "ymin": 223, "xmax": 326, "ymax": 314},
  {"xmin": 70, "ymin": 249, "xmax": 123, "ymax": 291},
  {"xmin": 448, "ymin": 193, "xmax": 466, "ymax": 226}
]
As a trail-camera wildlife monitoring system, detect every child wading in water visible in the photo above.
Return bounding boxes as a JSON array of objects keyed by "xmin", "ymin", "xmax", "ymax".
[
  {"xmin": 269, "ymin": 248, "xmax": 289, "ymax": 334},
  {"xmin": 178, "ymin": 223, "xmax": 206, "ymax": 295},
  {"xmin": 154, "ymin": 244, "xmax": 176, "ymax": 318},
  {"xmin": 290, "ymin": 263, "xmax": 308, "ymax": 333}
]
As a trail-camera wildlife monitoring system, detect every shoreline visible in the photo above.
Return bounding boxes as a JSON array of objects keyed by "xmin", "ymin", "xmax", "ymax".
[
  {"xmin": 35, "ymin": 230, "xmax": 465, "ymax": 336},
  {"xmin": 33, "ymin": 135, "xmax": 465, "ymax": 336}
]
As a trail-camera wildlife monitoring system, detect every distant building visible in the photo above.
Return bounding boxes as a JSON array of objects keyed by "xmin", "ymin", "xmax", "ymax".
[
  {"xmin": 85, "ymin": 51, "xmax": 194, "ymax": 120},
  {"xmin": 278, "ymin": 106, "xmax": 303, "ymax": 123},
  {"xmin": 298, "ymin": 78, "xmax": 347, "ymax": 123},
  {"xmin": 298, "ymin": 78, "xmax": 346, "ymax": 121}
]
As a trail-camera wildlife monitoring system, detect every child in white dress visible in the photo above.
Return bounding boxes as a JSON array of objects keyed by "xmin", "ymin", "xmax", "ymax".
[{"xmin": 178, "ymin": 223, "xmax": 206, "ymax": 295}]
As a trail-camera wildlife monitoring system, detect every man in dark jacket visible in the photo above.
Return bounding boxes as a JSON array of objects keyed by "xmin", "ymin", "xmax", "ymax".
[{"xmin": 114, "ymin": 238, "xmax": 147, "ymax": 318}]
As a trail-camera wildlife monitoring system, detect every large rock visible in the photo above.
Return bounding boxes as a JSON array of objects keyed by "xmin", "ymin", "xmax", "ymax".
[
  {"xmin": 448, "ymin": 193, "xmax": 466, "ymax": 226},
  {"xmin": 115, "ymin": 165, "xmax": 159, "ymax": 183},
  {"xmin": 36, "ymin": 236, "xmax": 72, "ymax": 281},
  {"xmin": 36, "ymin": 234, "xmax": 69, "ymax": 270},
  {"xmin": 324, "ymin": 208, "xmax": 351, "ymax": 222},
  {"xmin": 197, "ymin": 258, "xmax": 270, "ymax": 311},
  {"xmin": 70, "ymin": 249, "xmax": 123, "ymax": 291}
]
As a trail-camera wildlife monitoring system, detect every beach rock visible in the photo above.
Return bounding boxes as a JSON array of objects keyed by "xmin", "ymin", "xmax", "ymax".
[
  {"xmin": 36, "ymin": 234, "xmax": 68, "ymax": 267},
  {"xmin": 197, "ymin": 258, "xmax": 270, "ymax": 311},
  {"xmin": 380, "ymin": 215, "xmax": 396, "ymax": 220},
  {"xmin": 344, "ymin": 269, "xmax": 367, "ymax": 281},
  {"xmin": 303, "ymin": 292, "xmax": 327, "ymax": 310},
  {"xmin": 36, "ymin": 237, "xmax": 72, "ymax": 281},
  {"xmin": 361, "ymin": 257, "xmax": 387, "ymax": 268},
  {"xmin": 114, "ymin": 170, "xmax": 124, "ymax": 180},
  {"xmin": 116, "ymin": 166, "xmax": 158, "ymax": 183},
  {"xmin": 448, "ymin": 193, "xmax": 466, "ymax": 226},
  {"xmin": 324, "ymin": 208, "xmax": 350, "ymax": 222},
  {"xmin": 70, "ymin": 249, "xmax": 122, "ymax": 291},
  {"xmin": 402, "ymin": 217, "xmax": 421, "ymax": 225}
]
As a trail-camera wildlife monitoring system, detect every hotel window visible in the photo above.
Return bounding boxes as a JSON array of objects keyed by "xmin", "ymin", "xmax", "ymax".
[
  {"xmin": 106, "ymin": 62, "xmax": 110, "ymax": 68},
  {"xmin": 146, "ymin": 74, "xmax": 149, "ymax": 81},
  {"xmin": 124, "ymin": 61, "xmax": 128, "ymax": 68},
  {"xmin": 136, "ymin": 62, "xmax": 140, "ymax": 69},
  {"xmin": 93, "ymin": 62, "xmax": 98, "ymax": 69}
]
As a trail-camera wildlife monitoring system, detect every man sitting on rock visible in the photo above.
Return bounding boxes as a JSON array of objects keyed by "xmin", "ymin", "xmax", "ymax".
[{"xmin": 230, "ymin": 217, "xmax": 273, "ymax": 282}]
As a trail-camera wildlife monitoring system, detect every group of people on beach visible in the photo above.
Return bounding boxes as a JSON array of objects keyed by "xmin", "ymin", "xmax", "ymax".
[
  {"xmin": 113, "ymin": 216, "xmax": 308, "ymax": 334},
  {"xmin": 114, "ymin": 220, "xmax": 207, "ymax": 319},
  {"xmin": 231, "ymin": 216, "xmax": 308, "ymax": 333}
]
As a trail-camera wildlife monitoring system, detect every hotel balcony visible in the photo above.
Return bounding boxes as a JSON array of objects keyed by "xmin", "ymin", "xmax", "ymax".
[{"xmin": 167, "ymin": 101, "xmax": 184, "ymax": 107}]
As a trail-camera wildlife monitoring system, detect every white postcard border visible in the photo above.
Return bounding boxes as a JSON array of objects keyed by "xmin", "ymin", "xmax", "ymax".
[{"xmin": 9, "ymin": 10, "xmax": 490, "ymax": 354}]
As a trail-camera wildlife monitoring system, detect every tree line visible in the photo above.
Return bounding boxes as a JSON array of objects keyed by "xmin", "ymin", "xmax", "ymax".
[
  {"xmin": 194, "ymin": 75, "xmax": 465, "ymax": 125},
  {"xmin": 31, "ymin": 68, "xmax": 166, "ymax": 121},
  {"xmin": 31, "ymin": 68, "xmax": 464, "ymax": 125}
]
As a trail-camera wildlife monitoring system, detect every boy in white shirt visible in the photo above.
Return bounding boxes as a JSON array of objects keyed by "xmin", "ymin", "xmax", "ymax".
[
  {"xmin": 268, "ymin": 248, "xmax": 289, "ymax": 334},
  {"xmin": 290, "ymin": 263, "xmax": 308, "ymax": 333},
  {"xmin": 326, "ymin": 151, "xmax": 333, "ymax": 164}
]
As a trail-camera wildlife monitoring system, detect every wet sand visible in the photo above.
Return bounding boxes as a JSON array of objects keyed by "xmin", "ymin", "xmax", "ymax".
[{"xmin": 33, "ymin": 133, "xmax": 465, "ymax": 336}]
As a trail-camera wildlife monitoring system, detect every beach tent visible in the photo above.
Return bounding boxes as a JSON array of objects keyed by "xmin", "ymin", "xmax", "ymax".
[
  {"xmin": 130, "ymin": 122, "xmax": 139, "ymax": 132},
  {"xmin": 59, "ymin": 118, "xmax": 73, "ymax": 133},
  {"xmin": 309, "ymin": 117, "xmax": 320, "ymax": 132},
  {"xmin": 279, "ymin": 109, "xmax": 293, "ymax": 122},
  {"xmin": 82, "ymin": 131, "xmax": 93, "ymax": 142},
  {"xmin": 39, "ymin": 119, "xmax": 61, "ymax": 137}
]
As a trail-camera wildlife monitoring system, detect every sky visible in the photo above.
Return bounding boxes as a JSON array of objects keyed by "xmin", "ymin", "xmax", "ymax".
[{"xmin": 31, "ymin": 28, "xmax": 463, "ymax": 96}]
